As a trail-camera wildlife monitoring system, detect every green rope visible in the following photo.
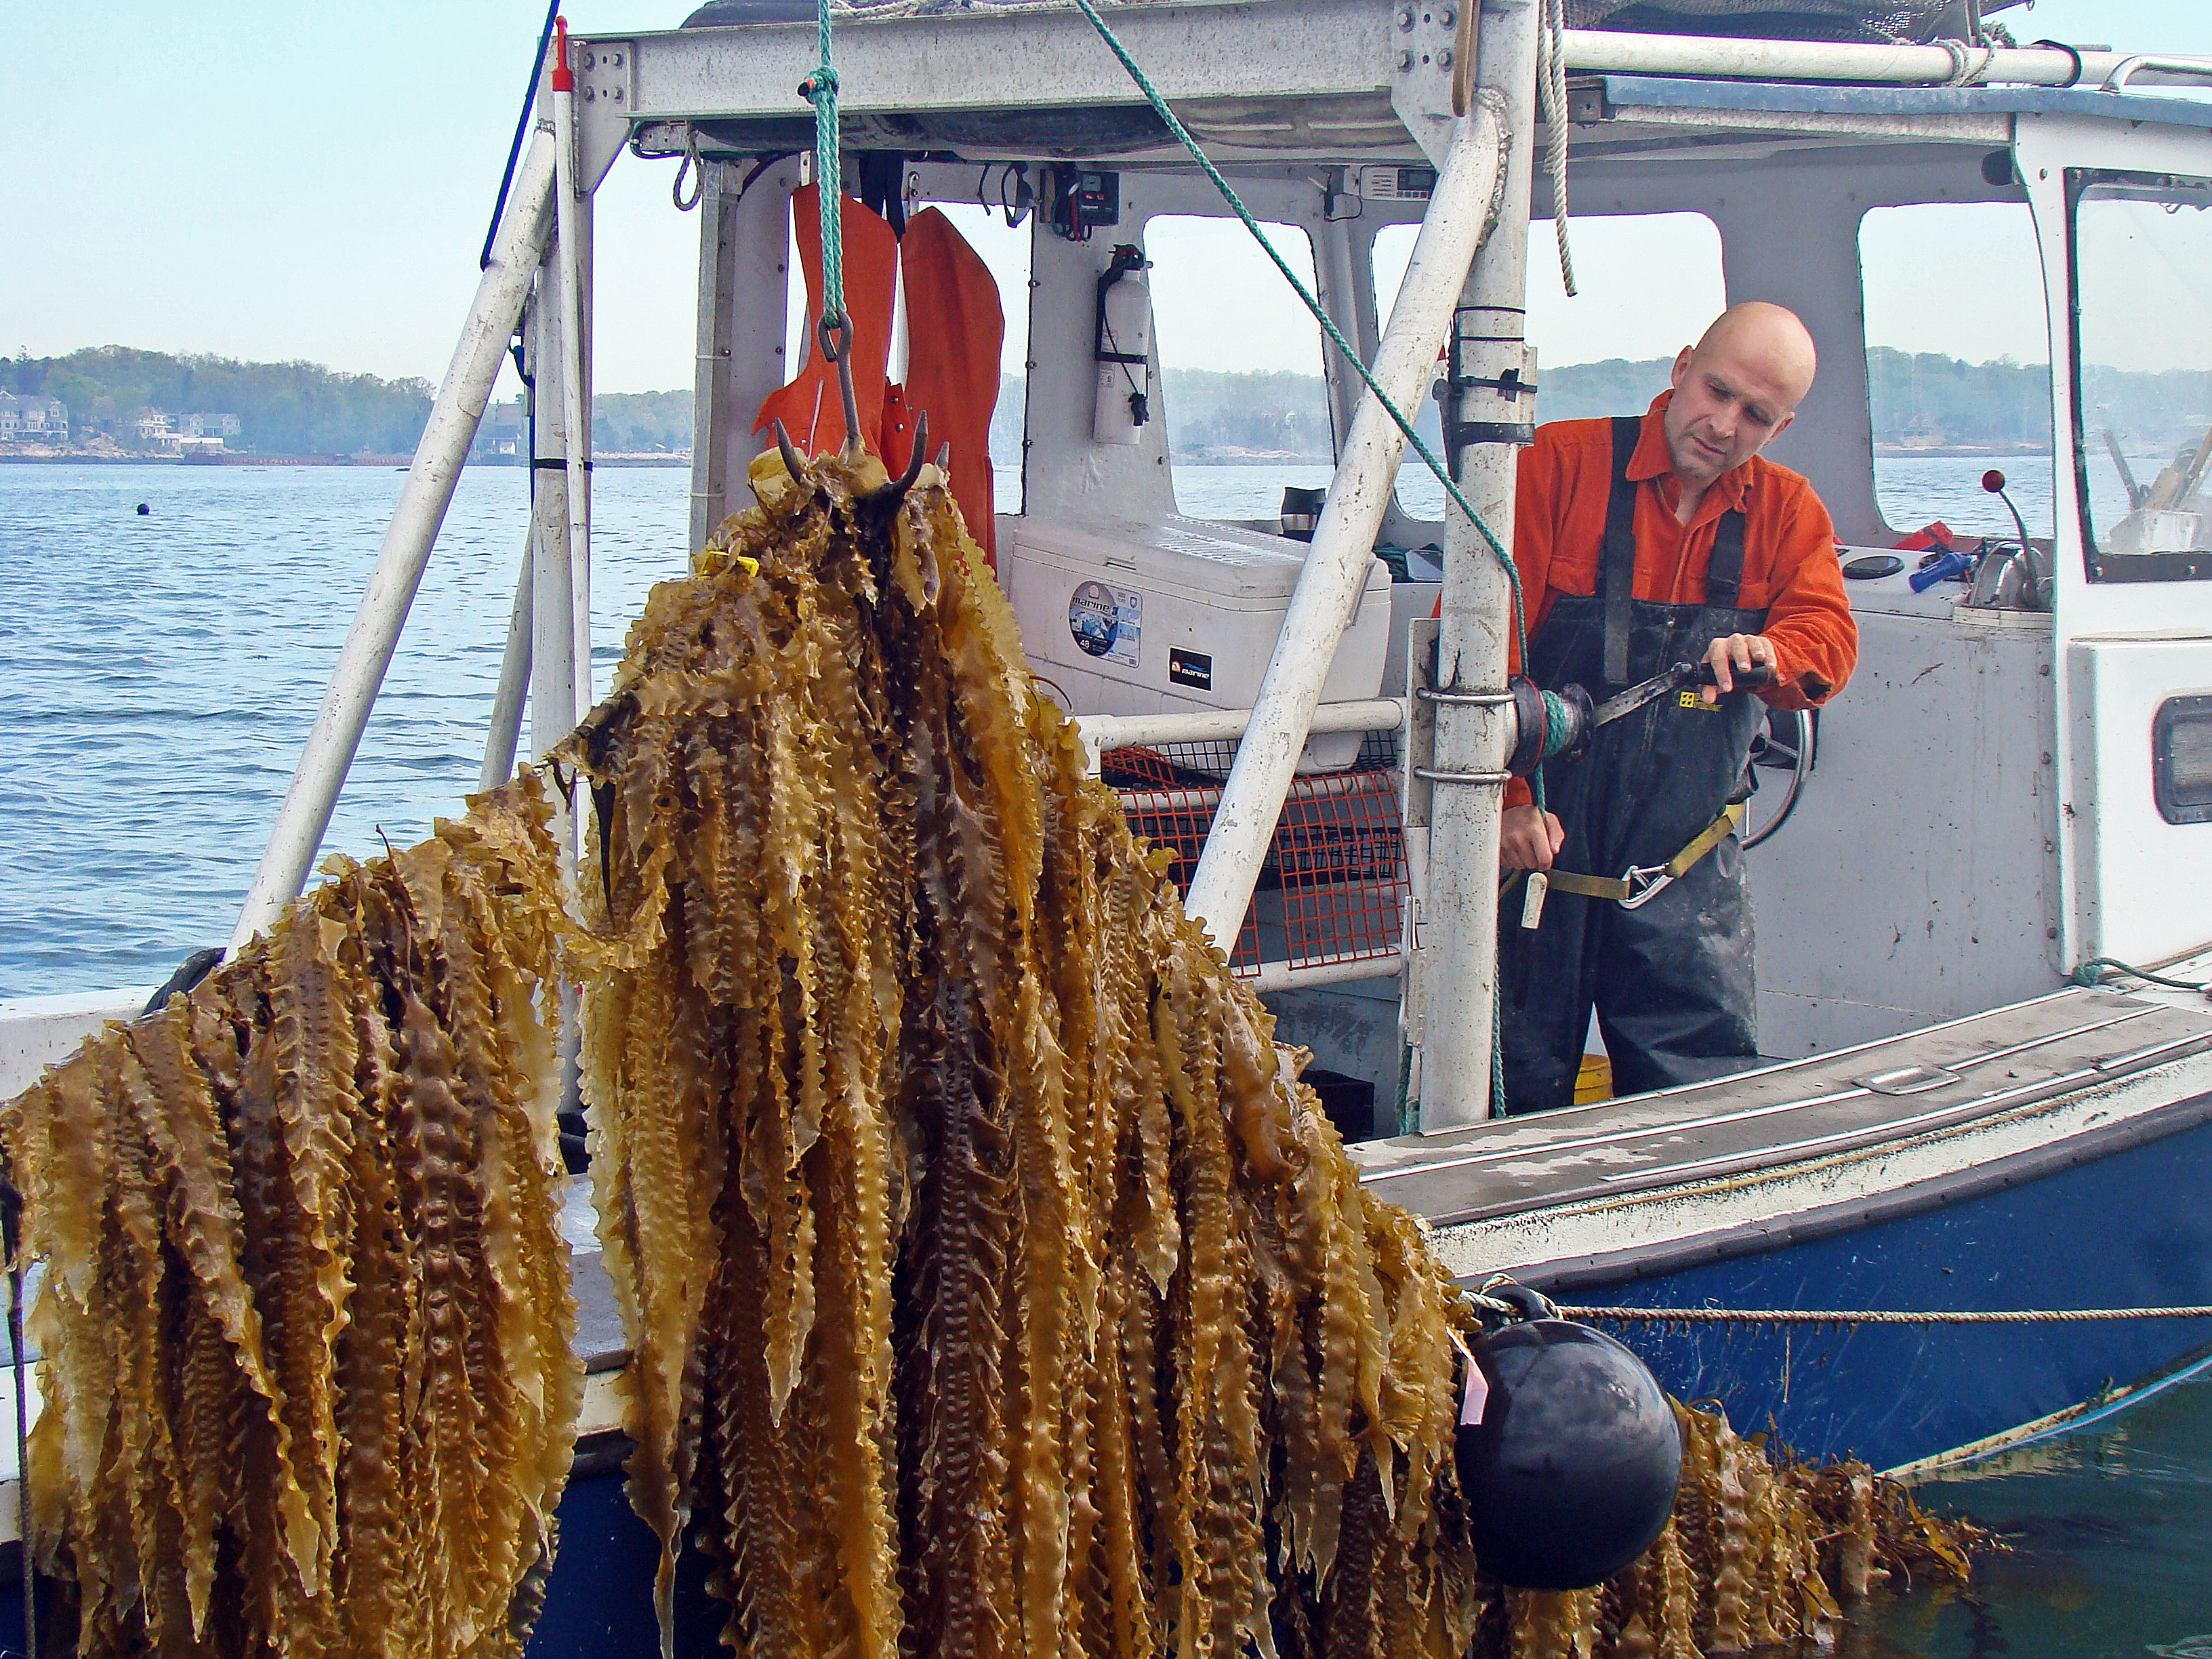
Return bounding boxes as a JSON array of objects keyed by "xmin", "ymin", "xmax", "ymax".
[
  {"xmin": 2072, "ymin": 956, "xmax": 2210, "ymax": 993},
  {"xmin": 802, "ymin": 0, "xmax": 846, "ymax": 338}
]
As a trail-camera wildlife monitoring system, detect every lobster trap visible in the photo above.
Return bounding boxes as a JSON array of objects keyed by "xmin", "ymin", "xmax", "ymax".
[{"xmin": 1099, "ymin": 731, "xmax": 1410, "ymax": 981}]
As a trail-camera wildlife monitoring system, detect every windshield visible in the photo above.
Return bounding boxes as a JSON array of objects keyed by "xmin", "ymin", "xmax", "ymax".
[{"xmin": 2070, "ymin": 170, "xmax": 2212, "ymax": 582}]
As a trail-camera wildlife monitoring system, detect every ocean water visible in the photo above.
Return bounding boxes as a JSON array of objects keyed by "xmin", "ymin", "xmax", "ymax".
[{"xmin": 4, "ymin": 454, "xmax": 2208, "ymax": 1654}]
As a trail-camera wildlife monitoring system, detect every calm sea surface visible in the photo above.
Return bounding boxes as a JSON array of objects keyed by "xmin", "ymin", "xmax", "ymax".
[{"xmin": 3, "ymin": 453, "xmax": 2204, "ymax": 1654}]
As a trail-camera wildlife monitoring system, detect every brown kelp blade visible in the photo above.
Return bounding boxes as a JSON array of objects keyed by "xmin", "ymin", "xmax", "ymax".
[{"xmin": 1, "ymin": 777, "xmax": 581, "ymax": 1659}]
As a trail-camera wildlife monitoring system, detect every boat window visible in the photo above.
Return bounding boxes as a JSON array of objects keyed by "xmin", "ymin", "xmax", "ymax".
[
  {"xmin": 2068, "ymin": 169, "xmax": 2212, "ymax": 582},
  {"xmin": 1858, "ymin": 202, "xmax": 2051, "ymax": 541},
  {"xmin": 1372, "ymin": 212, "xmax": 1725, "ymax": 521},
  {"xmin": 928, "ymin": 202, "xmax": 1033, "ymax": 516},
  {"xmin": 1143, "ymin": 213, "xmax": 1334, "ymax": 522}
]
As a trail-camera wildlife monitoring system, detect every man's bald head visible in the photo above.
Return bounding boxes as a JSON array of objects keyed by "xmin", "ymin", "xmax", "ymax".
[{"xmin": 1662, "ymin": 302, "xmax": 1819, "ymax": 491}]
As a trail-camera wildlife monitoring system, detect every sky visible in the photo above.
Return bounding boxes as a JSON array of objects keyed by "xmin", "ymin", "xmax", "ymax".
[{"xmin": 4, "ymin": 0, "xmax": 2210, "ymax": 393}]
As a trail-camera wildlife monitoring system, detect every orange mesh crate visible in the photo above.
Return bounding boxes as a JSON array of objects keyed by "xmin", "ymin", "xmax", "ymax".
[{"xmin": 1100, "ymin": 732, "xmax": 1408, "ymax": 979}]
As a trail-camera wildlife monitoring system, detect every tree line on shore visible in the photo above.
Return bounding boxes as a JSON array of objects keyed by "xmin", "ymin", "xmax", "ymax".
[
  {"xmin": 1157, "ymin": 352, "xmax": 2212, "ymax": 459},
  {"xmin": 13, "ymin": 344, "xmax": 2207, "ymax": 463},
  {"xmin": 0, "ymin": 347, "xmax": 693, "ymax": 458}
]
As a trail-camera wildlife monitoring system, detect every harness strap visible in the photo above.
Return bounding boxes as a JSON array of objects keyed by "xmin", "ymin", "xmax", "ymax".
[
  {"xmin": 1600, "ymin": 417, "xmax": 1638, "ymax": 686},
  {"xmin": 1707, "ymin": 506, "xmax": 1747, "ymax": 607},
  {"xmin": 1535, "ymin": 802, "xmax": 1747, "ymax": 904},
  {"xmin": 1597, "ymin": 415, "xmax": 1752, "ymax": 684}
]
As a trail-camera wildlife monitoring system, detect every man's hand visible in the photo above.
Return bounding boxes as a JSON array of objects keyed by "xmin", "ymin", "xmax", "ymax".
[
  {"xmin": 1700, "ymin": 633, "xmax": 1780, "ymax": 703},
  {"xmin": 1501, "ymin": 804, "xmax": 1565, "ymax": 872}
]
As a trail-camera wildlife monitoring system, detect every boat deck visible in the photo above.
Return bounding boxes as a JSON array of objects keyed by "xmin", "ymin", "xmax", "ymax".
[{"xmin": 1351, "ymin": 987, "xmax": 2212, "ymax": 1229}]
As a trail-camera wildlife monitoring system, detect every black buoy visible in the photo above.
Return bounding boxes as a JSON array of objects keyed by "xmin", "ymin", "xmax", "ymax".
[
  {"xmin": 1455, "ymin": 1318, "xmax": 1682, "ymax": 1591},
  {"xmin": 136, "ymin": 502, "xmax": 150, "ymax": 516}
]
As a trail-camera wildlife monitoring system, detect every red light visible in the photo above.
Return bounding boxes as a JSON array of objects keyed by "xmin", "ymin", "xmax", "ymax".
[{"xmin": 1982, "ymin": 469, "xmax": 2006, "ymax": 493}]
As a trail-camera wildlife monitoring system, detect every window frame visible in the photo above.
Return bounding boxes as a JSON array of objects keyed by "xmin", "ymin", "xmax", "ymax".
[{"xmin": 2066, "ymin": 165, "xmax": 2212, "ymax": 586}]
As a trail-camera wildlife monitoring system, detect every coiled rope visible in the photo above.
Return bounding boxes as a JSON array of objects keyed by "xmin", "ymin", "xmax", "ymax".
[
  {"xmin": 1534, "ymin": 0, "xmax": 1577, "ymax": 297},
  {"xmin": 2070, "ymin": 955, "xmax": 2211, "ymax": 994},
  {"xmin": 1532, "ymin": 687, "xmax": 1584, "ymax": 762}
]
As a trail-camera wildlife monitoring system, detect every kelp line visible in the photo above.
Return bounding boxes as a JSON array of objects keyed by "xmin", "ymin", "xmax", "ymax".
[
  {"xmin": 0, "ymin": 789, "xmax": 582, "ymax": 1658},
  {"xmin": 0, "ymin": 451, "xmax": 1983, "ymax": 1658},
  {"xmin": 565, "ymin": 449, "xmax": 1477, "ymax": 1658}
]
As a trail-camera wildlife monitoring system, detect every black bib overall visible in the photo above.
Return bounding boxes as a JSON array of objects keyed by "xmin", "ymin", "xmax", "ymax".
[{"xmin": 1499, "ymin": 417, "xmax": 1769, "ymax": 1114}]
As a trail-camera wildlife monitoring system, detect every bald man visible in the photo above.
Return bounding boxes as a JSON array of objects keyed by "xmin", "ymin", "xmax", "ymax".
[{"xmin": 1494, "ymin": 303, "xmax": 1857, "ymax": 1113}]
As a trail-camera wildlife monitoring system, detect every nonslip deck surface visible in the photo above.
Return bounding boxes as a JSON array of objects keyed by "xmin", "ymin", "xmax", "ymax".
[{"xmin": 1349, "ymin": 989, "xmax": 2212, "ymax": 1229}]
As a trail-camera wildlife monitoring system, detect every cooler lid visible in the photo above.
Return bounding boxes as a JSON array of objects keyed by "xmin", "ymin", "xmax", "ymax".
[{"xmin": 1007, "ymin": 515, "xmax": 1391, "ymax": 603}]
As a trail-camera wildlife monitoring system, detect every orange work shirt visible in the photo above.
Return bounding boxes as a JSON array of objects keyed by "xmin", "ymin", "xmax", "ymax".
[{"xmin": 1502, "ymin": 391, "xmax": 1858, "ymax": 810}]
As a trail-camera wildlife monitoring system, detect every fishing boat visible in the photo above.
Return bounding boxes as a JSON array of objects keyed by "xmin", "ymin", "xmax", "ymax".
[{"xmin": 7, "ymin": 0, "xmax": 2212, "ymax": 1650}]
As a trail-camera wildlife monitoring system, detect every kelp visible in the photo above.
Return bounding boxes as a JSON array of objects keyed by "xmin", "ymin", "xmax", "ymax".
[
  {"xmin": 1479, "ymin": 1400, "xmax": 1992, "ymax": 1659},
  {"xmin": 0, "ymin": 780, "xmax": 582, "ymax": 1659},
  {"xmin": 565, "ymin": 452, "xmax": 1990, "ymax": 1658},
  {"xmin": 566, "ymin": 451, "xmax": 1480, "ymax": 1659}
]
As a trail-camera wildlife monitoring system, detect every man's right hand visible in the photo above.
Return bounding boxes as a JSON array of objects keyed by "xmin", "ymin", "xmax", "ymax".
[{"xmin": 1500, "ymin": 805, "xmax": 1565, "ymax": 871}]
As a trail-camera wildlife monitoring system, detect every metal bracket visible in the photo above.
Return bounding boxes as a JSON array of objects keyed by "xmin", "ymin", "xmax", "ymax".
[
  {"xmin": 1387, "ymin": 0, "xmax": 1469, "ymax": 167},
  {"xmin": 571, "ymin": 39, "xmax": 638, "ymax": 188},
  {"xmin": 1445, "ymin": 367, "xmax": 1539, "ymax": 400},
  {"xmin": 1443, "ymin": 308, "xmax": 1538, "ymax": 457},
  {"xmin": 1414, "ymin": 686, "xmax": 1517, "ymax": 707},
  {"xmin": 1565, "ymin": 79, "xmax": 1612, "ymax": 126},
  {"xmin": 1412, "ymin": 766, "xmax": 1514, "ymax": 785}
]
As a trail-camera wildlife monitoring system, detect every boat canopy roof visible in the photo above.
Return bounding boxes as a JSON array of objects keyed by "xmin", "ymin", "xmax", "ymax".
[{"xmin": 573, "ymin": 0, "xmax": 2212, "ymax": 174}]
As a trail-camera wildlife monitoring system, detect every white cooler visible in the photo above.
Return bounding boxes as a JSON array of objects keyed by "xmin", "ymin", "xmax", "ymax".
[{"xmin": 1000, "ymin": 515, "xmax": 1395, "ymax": 772}]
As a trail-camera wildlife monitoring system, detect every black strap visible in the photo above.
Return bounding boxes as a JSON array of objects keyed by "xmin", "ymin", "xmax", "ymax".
[
  {"xmin": 1706, "ymin": 508, "xmax": 1747, "ymax": 608},
  {"xmin": 1600, "ymin": 416, "xmax": 1639, "ymax": 686}
]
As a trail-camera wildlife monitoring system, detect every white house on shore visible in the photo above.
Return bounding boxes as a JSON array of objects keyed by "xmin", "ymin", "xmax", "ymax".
[
  {"xmin": 0, "ymin": 390, "xmax": 70, "ymax": 443},
  {"xmin": 123, "ymin": 408, "xmax": 241, "ymax": 453}
]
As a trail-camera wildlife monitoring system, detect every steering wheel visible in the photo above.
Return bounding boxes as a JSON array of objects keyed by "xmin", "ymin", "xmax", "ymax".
[{"xmin": 1743, "ymin": 705, "xmax": 1814, "ymax": 849}]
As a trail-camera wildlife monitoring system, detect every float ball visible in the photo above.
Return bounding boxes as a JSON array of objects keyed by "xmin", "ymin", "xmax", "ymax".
[{"xmin": 1454, "ymin": 1319, "xmax": 1682, "ymax": 1590}]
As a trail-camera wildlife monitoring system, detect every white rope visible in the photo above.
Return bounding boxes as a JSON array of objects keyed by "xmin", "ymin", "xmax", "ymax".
[
  {"xmin": 1467, "ymin": 1277, "xmax": 2212, "ymax": 1327},
  {"xmin": 1563, "ymin": 1304, "xmax": 2212, "ymax": 1326},
  {"xmin": 1536, "ymin": 0, "xmax": 1578, "ymax": 296}
]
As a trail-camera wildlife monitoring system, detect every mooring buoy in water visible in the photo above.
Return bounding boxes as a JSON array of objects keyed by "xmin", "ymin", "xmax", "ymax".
[
  {"xmin": 136, "ymin": 502, "xmax": 150, "ymax": 516},
  {"xmin": 1455, "ymin": 1317, "xmax": 1683, "ymax": 1590}
]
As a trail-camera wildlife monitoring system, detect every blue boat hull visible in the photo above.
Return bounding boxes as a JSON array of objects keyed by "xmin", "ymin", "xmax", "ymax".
[{"xmin": 1520, "ymin": 1111, "xmax": 2212, "ymax": 1473}]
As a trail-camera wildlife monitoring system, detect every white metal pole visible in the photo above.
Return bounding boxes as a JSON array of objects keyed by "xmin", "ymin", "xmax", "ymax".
[
  {"xmin": 1179, "ymin": 104, "xmax": 1506, "ymax": 948},
  {"xmin": 1418, "ymin": 0, "xmax": 1541, "ymax": 1132},
  {"xmin": 529, "ymin": 273, "xmax": 579, "ymax": 765},
  {"xmin": 1562, "ymin": 28, "xmax": 2212, "ymax": 89},
  {"xmin": 552, "ymin": 26, "xmax": 594, "ymax": 733},
  {"xmin": 228, "ymin": 132, "xmax": 558, "ymax": 951},
  {"xmin": 479, "ymin": 531, "xmax": 535, "ymax": 792}
]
